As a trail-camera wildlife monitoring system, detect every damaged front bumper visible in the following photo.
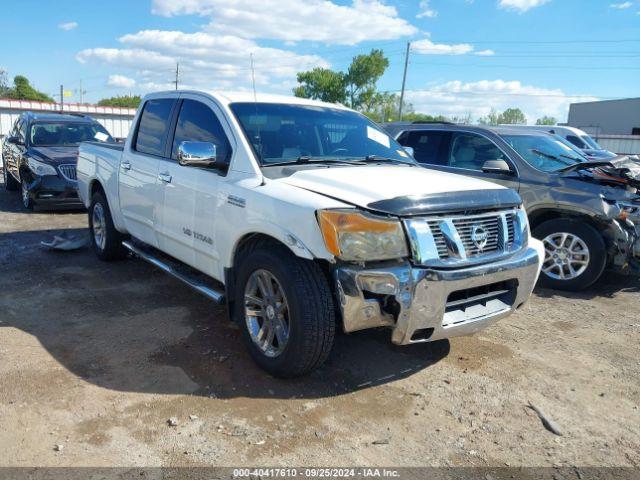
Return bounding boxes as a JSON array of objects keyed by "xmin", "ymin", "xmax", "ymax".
[
  {"xmin": 604, "ymin": 218, "xmax": 640, "ymax": 274},
  {"xmin": 23, "ymin": 175, "xmax": 83, "ymax": 209},
  {"xmin": 335, "ymin": 242, "xmax": 543, "ymax": 345}
]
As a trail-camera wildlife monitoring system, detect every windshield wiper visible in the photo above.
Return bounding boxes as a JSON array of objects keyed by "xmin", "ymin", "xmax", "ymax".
[
  {"xmin": 363, "ymin": 155, "xmax": 415, "ymax": 165},
  {"xmin": 555, "ymin": 160, "xmax": 614, "ymax": 173},
  {"xmin": 263, "ymin": 156, "xmax": 366, "ymax": 167},
  {"xmin": 530, "ymin": 149, "xmax": 574, "ymax": 166}
]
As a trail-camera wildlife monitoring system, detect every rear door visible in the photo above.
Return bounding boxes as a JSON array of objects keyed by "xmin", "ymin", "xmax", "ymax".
[
  {"xmin": 119, "ymin": 98, "xmax": 177, "ymax": 247},
  {"xmin": 155, "ymin": 95, "xmax": 234, "ymax": 276}
]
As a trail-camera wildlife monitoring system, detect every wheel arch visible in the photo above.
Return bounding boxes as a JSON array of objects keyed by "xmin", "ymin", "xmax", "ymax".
[{"xmin": 528, "ymin": 208, "xmax": 603, "ymax": 232}]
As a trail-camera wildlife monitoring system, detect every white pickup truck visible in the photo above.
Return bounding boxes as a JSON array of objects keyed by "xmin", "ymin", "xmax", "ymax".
[{"xmin": 77, "ymin": 90, "xmax": 544, "ymax": 377}]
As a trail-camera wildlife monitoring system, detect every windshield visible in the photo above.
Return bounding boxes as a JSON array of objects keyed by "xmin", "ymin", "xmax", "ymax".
[
  {"xmin": 503, "ymin": 134, "xmax": 587, "ymax": 172},
  {"xmin": 229, "ymin": 102, "xmax": 414, "ymax": 166},
  {"xmin": 30, "ymin": 122, "xmax": 114, "ymax": 147},
  {"xmin": 581, "ymin": 135, "xmax": 602, "ymax": 150}
]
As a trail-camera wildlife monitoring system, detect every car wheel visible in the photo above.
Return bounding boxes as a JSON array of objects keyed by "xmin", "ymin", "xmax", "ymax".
[
  {"xmin": 20, "ymin": 177, "xmax": 34, "ymax": 210},
  {"xmin": 234, "ymin": 244, "xmax": 336, "ymax": 377},
  {"xmin": 89, "ymin": 191, "xmax": 128, "ymax": 261},
  {"xmin": 2, "ymin": 163, "xmax": 19, "ymax": 191},
  {"xmin": 534, "ymin": 219, "xmax": 607, "ymax": 291}
]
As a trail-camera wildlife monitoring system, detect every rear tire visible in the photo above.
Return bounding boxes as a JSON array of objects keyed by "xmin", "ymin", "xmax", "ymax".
[
  {"xmin": 234, "ymin": 244, "xmax": 336, "ymax": 377},
  {"xmin": 2, "ymin": 162, "xmax": 19, "ymax": 191},
  {"xmin": 534, "ymin": 219, "xmax": 606, "ymax": 291},
  {"xmin": 89, "ymin": 191, "xmax": 128, "ymax": 261}
]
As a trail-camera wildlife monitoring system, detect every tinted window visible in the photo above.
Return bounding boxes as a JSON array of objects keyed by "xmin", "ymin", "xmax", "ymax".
[
  {"xmin": 29, "ymin": 122, "xmax": 113, "ymax": 146},
  {"xmin": 397, "ymin": 130, "xmax": 448, "ymax": 165},
  {"xmin": 172, "ymin": 100, "xmax": 231, "ymax": 163},
  {"xmin": 17, "ymin": 120, "xmax": 26, "ymax": 142},
  {"xmin": 135, "ymin": 99, "xmax": 176, "ymax": 156},
  {"xmin": 503, "ymin": 134, "xmax": 585, "ymax": 172},
  {"xmin": 448, "ymin": 133, "xmax": 506, "ymax": 171},
  {"xmin": 566, "ymin": 135, "xmax": 587, "ymax": 149}
]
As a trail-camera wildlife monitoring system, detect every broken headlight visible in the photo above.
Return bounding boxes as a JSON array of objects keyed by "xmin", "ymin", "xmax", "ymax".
[{"xmin": 317, "ymin": 209, "xmax": 408, "ymax": 262}]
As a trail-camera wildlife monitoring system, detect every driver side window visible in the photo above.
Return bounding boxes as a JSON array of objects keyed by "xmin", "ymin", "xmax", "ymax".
[{"xmin": 448, "ymin": 133, "xmax": 506, "ymax": 171}]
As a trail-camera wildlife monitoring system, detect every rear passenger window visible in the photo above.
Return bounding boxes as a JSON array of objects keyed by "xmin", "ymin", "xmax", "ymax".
[
  {"xmin": 134, "ymin": 99, "xmax": 176, "ymax": 156},
  {"xmin": 397, "ymin": 130, "xmax": 448, "ymax": 165},
  {"xmin": 448, "ymin": 133, "xmax": 506, "ymax": 171},
  {"xmin": 171, "ymin": 100, "xmax": 232, "ymax": 163}
]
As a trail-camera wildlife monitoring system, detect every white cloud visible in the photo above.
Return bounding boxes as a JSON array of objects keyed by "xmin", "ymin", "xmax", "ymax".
[
  {"xmin": 498, "ymin": 0, "xmax": 551, "ymax": 13},
  {"xmin": 77, "ymin": 30, "xmax": 330, "ymax": 93},
  {"xmin": 58, "ymin": 21, "xmax": 78, "ymax": 31},
  {"xmin": 406, "ymin": 79, "xmax": 598, "ymax": 123},
  {"xmin": 610, "ymin": 1, "xmax": 633, "ymax": 8},
  {"xmin": 151, "ymin": 0, "xmax": 417, "ymax": 45},
  {"xmin": 417, "ymin": 0, "xmax": 438, "ymax": 18},
  {"xmin": 107, "ymin": 75, "xmax": 137, "ymax": 89},
  {"xmin": 413, "ymin": 38, "xmax": 493, "ymax": 56}
]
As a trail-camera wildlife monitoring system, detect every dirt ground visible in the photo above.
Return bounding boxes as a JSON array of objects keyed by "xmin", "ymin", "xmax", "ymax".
[{"xmin": 0, "ymin": 180, "xmax": 639, "ymax": 469}]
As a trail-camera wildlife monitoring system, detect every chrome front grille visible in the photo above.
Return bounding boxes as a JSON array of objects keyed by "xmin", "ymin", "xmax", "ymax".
[
  {"xmin": 58, "ymin": 164, "xmax": 77, "ymax": 181},
  {"xmin": 404, "ymin": 209, "xmax": 528, "ymax": 268}
]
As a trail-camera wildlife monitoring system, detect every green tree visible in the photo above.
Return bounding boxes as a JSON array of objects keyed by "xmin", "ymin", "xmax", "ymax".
[
  {"xmin": 5, "ymin": 75, "xmax": 54, "ymax": 102},
  {"xmin": 294, "ymin": 49, "xmax": 389, "ymax": 112},
  {"xmin": 478, "ymin": 108, "xmax": 501, "ymax": 126},
  {"xmin": 97, "ymin": 95, "xmax": 142, "ymax": 108},
  {"xmin": 536, "ymin": 116, "xmax": 557, "ymax": 126},
  {"xmin": 0, "ymin": 70, "xmax": 9, "ymax": 97},
  {"xmin": 293, "ymin": 68, "xmax": 347, "ymax": 104},
  {"xmin": 498, "ymin": 107, "xmax": 527, "ymax": 125}
]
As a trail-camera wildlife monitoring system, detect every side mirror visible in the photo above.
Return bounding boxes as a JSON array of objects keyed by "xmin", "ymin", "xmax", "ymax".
[
  {"xmin": 177, "ymin": 141, "xmax": 218, "ymax": 168},
  {"xmin": 482, "ymin": 159, "xmax": 513, "ymax": 175},
  {"xmin": 403, "ymin": 146, "xmax": 415, "ymax": 158},
  {"xmin": 6, "ymin": 136, "xmax": 23, "ymax": 146}
]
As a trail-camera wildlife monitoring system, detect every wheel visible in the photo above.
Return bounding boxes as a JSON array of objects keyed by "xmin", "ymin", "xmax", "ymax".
[
  {"xmin": 89, "ymin": 191, "xmax": 128, "ymax": 261},
  {"xmin": 534, "ymin": 219, "xmax": 607, "ymax": 291},
  {"xmin": 234, "ymin": 244, "xmax": 336, "ymax": 377},
  {"xmin": 20, "ymin": 177, "xmax": 34, "ymax": 210},
  {"xmin": 2, "ymin": 162, "xmax": 18, "ymax": 191}
]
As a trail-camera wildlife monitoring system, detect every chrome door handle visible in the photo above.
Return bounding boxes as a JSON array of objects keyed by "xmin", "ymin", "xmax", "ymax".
[
  {"xmin": 121, "ymin": 161, "xmax": 131, "ymax": 171},
  {"xmin": 158, "ymin": 172, "xmax": 172, "ymax": 183}
]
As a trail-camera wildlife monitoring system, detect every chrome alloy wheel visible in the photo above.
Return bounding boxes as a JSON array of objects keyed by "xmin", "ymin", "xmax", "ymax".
[
  {"xmin": 92, "ymin": 202, "xmax": 107, "ymax": 251},
  {"xmin": 244, "ymin": 269, "xmax": 290, "ymax": 358},
  {"xmin": 542, "ymin": 232, "xmax": 590, "ymax": 280},
  {"xmin": 21, "ymin": 180, "xmax": 30, "ymax": 208}
]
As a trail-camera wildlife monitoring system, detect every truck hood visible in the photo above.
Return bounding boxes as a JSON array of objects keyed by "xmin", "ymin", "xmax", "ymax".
[
  {"xmin": 29, "ymin": 146, "xmax": 78, "ymax": 165},
  {"xmin": 277, "ymin": 164, "xmax": 509, "ymax": 212}
]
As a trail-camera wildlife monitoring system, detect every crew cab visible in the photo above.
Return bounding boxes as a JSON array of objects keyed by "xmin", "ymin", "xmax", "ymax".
[
  {"xmin": 2, "ymin": 112, "xmax": 114, "ymax": 210},
  {"xmin": 386, "ymin": 122, "xmax": 640, "ymax": 291},
  {"xmin": 77, "ymin": 91, "xmax": 544, "ymax": 377}
]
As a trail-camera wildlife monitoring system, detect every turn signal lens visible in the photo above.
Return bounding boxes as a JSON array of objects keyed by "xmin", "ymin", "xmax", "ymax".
[{"xmin": 317, "ymin": 210, "xmax": 408, "ymax": 261}]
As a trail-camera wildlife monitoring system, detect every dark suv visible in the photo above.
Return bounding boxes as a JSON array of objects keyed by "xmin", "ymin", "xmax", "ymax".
[
  {"xmin": 385, "ymin": 122, "xmax": 640, "ymax": 291},
  {"xmin": 2, "ymin": 112, "xmax": 114, "ymax": 210}
]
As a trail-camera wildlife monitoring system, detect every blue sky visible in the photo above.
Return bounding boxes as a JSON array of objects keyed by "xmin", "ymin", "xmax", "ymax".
[{"xmin": 1, "ymin": 0, "xmax": 638, "ymax": 122}]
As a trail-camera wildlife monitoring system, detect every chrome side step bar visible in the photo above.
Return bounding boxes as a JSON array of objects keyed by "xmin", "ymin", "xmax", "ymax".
[{"xmin": 122, "ymin": 241, "xmax": 225, "ymax": 304}]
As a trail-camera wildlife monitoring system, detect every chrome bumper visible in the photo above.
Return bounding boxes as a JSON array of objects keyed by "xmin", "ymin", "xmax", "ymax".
[{"xmin": 335, "ymin": 242, "xmax": 543, "ymax": 345}]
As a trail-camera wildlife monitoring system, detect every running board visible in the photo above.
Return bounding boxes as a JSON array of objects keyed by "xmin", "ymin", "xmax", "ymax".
[{"xmin": 122, "ymin": 240, "xmax": 225, "ymax": 304}]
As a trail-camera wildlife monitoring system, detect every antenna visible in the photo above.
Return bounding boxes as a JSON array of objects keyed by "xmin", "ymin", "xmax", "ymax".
[
  {"xmin": 174, "ymin": 62, "xmax": 180, "ymax": 90},
  {"xmin": 250, "ymin": 53, "xmax": 264, "ymax": 177},
  {"xmin": 250, "ymin": 53, "xmax": 257, "ymax": 102}
]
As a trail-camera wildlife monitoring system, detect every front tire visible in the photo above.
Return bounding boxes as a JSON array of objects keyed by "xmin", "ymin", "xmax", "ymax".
[
  {"xmin": 89, "ymin": 191, "xmax": 128, "ymax": 261},
  {"xmin": 534, "ymin": 219, "xmax": 607, "ymax": 291},
  {"xmin": 234, "ymin": 245, "xmax": 336, "ymax": 378},
  {"xmin": 20, "ymin": 177, "xmax": 34, "ymax": 210}
]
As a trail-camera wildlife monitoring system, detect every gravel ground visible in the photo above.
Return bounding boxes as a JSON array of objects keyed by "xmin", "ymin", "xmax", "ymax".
[{"xmin": 0, "ymin": 180, "xmax": 639, "ymax": 469}]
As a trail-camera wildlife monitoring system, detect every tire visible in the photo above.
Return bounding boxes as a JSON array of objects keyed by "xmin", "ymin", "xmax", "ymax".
[
  {"xmin": 89, "ymin": 191, "xmax": 128, "ymax": 261},
  {"xmin": 2, "ymin": 162, "xmax": 19, "ymax": 191},
  {"xmin": 533, "ymin": 219, "xmax": 607, "ymax": 291},
  {"xmin": 20, "ymin": 177, "xmax": 34, "ymax": 210},
  {"xmin": 233, "ymin": 244, "xmax": 336, "ymax": 378}
]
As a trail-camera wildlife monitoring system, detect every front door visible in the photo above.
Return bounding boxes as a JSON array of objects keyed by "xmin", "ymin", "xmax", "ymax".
[
  {"xmin": 156, "ymin": 96, "xmax": 233, "ymax": 277},
  {"xmin": 119, "ymin": 98, "xmax": 177, "ymax": 247}
]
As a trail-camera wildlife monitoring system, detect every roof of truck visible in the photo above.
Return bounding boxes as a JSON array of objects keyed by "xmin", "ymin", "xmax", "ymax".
[{"xmin": 147, "ymin": 90, "xmax": 351, "ymax": 111}]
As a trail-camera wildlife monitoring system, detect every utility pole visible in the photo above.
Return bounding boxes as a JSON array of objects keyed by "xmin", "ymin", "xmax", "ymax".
[
  {"xmin": 398, "ymin": 42, "xmax": 410, "ymax": 121},
  {"xmin": 79, "ymin": 79, "xmax": 86, "ymax": 104},
  {"xmin": 174, "ymin": 62, "xmax": 179, "ymax": 90},
  {"xmin": 60, "ymin": 85, "xmax": 64, "ymax": 112}
]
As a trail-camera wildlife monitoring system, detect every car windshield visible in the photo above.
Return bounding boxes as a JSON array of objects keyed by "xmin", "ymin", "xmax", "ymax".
[
  {"xmin": 581, "ymin": 135, "xmax": 601, "ymax": 150},
  {"xmin": 502, "ymin": 134, "xmax": 587, "ymax": 172},
  {"xmin": 30, "ymin": 122, "xmax": 114, "ymax": 147},
  {"xmin": 229, "ymin": 102, "xmax": 414, "ymax": 166}
]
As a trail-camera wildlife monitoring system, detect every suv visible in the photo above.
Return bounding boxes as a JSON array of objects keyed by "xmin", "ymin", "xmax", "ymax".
[
  {"xmin": 2, "ymin": 112, "xmax": 114, "ymax": 210},
  {"xmin": 386, "ymin": 122, "xmax": 640, "ymax": 291},
  {"xmin": 514, "ymin": 125, "xmax": 618, "ymax": 160}
]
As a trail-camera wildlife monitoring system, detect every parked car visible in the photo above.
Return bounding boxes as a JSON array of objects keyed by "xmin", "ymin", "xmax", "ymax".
[
  {"xmin": 386, "ymin": 122, "xmax": 640, "ymax": 291},
  {"xmin": 77, "ymin": 91, "xmax": 544, "ymax": 377},
  {"xmin": 510, "ymin": 125, "xmax": 618, "ymax": 160},
  {"xmin": 1, "ymin": 112, "xmax": 115, "ymax": 210}
]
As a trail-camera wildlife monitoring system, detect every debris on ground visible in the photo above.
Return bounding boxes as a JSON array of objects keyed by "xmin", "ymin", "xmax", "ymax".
[
  {"xmin": 528, "ymin": 402, "xmax": 563, "ymax": 436},
  {"xmin": 41, "ymin": 231, "xmax": 91, "ymax": 251},
  {"xmin": 372, "ymin": 439, "xmax": 390, "ymax": 445},
  {"xmin": 167, "ymin": 417, "xmax": 179, "ymax": 427},
  {"xmin": 53, "ymin": 444, "xmax": 64, "ymax": 452},
  {"xmin": 189, "ymin": 415, "xmax": 198, "ymax": 421}
]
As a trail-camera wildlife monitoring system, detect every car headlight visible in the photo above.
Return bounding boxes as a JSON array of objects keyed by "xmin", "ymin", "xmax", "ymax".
[
  {"xmin": 27, "ymin": 157, "xmax": 57, "ymax": 176},
  {"xmin": 317, "ymin": 209, "xmax": 408, "ymax": 261},
  {"xmin": 604, "ymin": 197, "xmax": 640, "ymax": 222}
]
